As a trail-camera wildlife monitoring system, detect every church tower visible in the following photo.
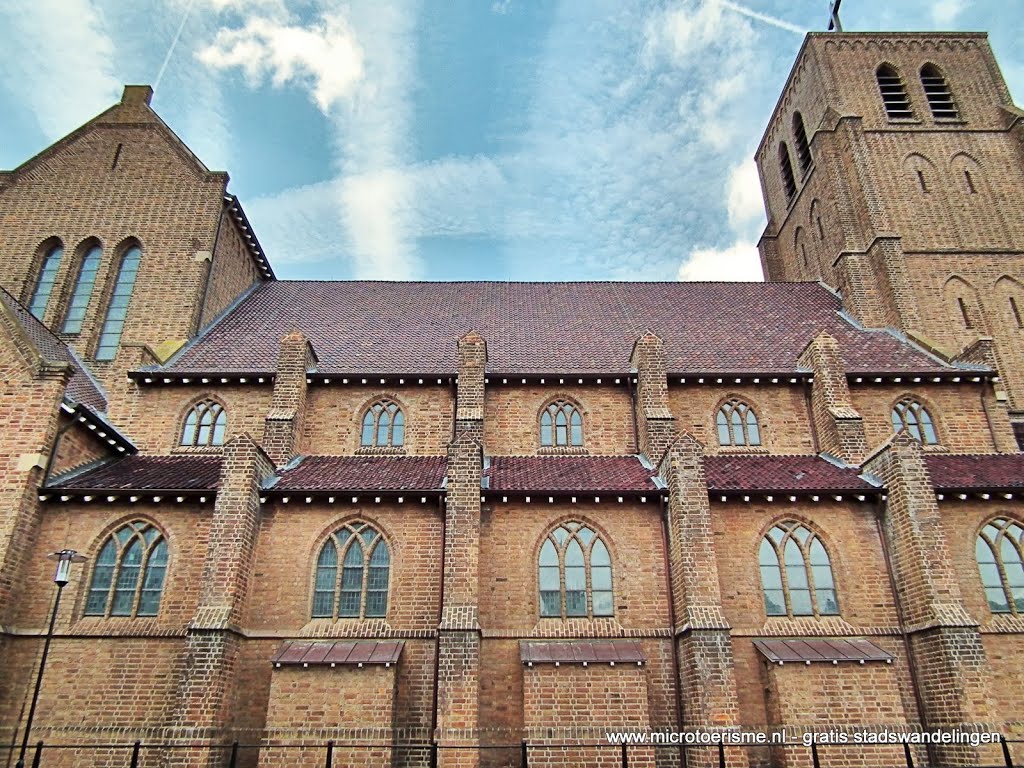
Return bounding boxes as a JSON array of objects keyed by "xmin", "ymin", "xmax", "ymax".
[{"xmin": 756, "ymin": 32, "xmax": 1024, "ymax": 435}]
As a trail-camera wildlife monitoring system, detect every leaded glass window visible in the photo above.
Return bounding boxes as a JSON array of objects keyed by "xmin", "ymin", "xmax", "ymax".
[
  {"xmin": 96, "ymin": 246, "xmax": 141, "ymax": 360},
  {"xmin": 62, "ymin": 245, "xmax": 102, "ymax": 333},
  {"xmin": 759, "ymin": 522, "xmax": 838, "ymax": 618},
  {"xmin": 85, "ymin": 521, "xmax": 167, "ymax": 617},
  {"xmin": 180, "ymin": 399, "xmax": 227, "ymax": 446},
  {"xmin": 976, "ymin": 518, "xmax": 1024, "ymax": 614},
  {"xmin": 540, "ymin": 401, "xmax": 583, "ymax": 447},
  {"xmin": 28, "ymin": 244, "xmax": 63, "ymax": 320},
  {"xmin": 716, "ymin": 399, "xmax": 762, "ymax": 447},
  {"xmin": 312, "ymin": 521, "xmax": 390, "ymax": 619},
  {"xmin": 360, "ymin": 400, "xmax": 405, "ymax": 447},
  {"xmin": 539, "ymin": 521, "xmax": 612, "ymax": 618},
  {"xmin": 891, "ymin": 399, "xmax": 938, "ymax": 445}
]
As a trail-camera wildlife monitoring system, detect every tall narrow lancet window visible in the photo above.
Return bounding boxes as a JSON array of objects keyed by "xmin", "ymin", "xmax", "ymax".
[
  {"xmin": 62, "ymin": 245, "xmax": 102, "ymax": 333},
  {"xmin": 539, "ymin": 521, "xmax": 612, "ymax": 618},
  {"xmin": 312, "ymin": 521, "xmax": 390, "ymax": 619},
  {"xmin": 792, "ymin": 112, "xmax": 812, "ymax": 176},
  {"xmin": 180, "ymin": 399, "xmax": 227, "ymax": 446},
  {"xmin": 779, "ymin": 143, "xmax": 797, "ymax": 203},
  {"xmin": 977, "ymin": 518, "xmax": 1024, "ymax": 614},
  {"xmin": 85, "ymin": 521, "xmax": 168, "ymax": 617},
  {"xmin": 96, "ymin": 245, "xmax": 141, "ymax": 360},
  {"xmin": 876, "ymin": 64, "xmax": 913, "ymax": 119},
  {"xmin": 28, "ymin": 244, "xmax": 64, "ymax": 320},
  {"xmin": 920, "ymin": 63, "xmax": 959, "ymax": 120},
  {"xmin": 716, "ymin": 399, "xmax": 762, "ymax": 447},
  {"xmin": 890, "ymin": 399, "xmax": 938, "ymax": 444},
  {"xmin": 759, "ymin": 521, "xmax": 838, "ymax": 617},
  {"xmin": 360, "ymin": 400, "xmax": 405, "ymax": 447},
  {"xmin": 540, "ymin": 400, "xmax": 583, "ymax": 447}
]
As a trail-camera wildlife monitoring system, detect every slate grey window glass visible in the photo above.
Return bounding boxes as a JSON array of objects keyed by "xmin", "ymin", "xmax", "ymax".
[
  {"xmin": 760, "ymin": 522, "xmax": 839, "ymax": 617},
  {"xmin": 717, "ymin": 399, "xmax": 762, "ymax": 447},
  {"xmin": 538, "ymin": 521, "xmax": 612, "ymax": 618},
  {"xmin": 29, "ymin": 245, "xmax": 63, "ymax": 320},
  {"xmin": 85, "ymin": 521, "xmax": 167, "ymax": 617},
  {"xmin": 540, "ymin": 401, "xmax": 583, "ymax": 447},
  {"xmin": 360, "ymin": 400, "xmax": 404, "ymax": 447},
  {"xmin": 62, "ymin": 245, "xmax": 102, "ymax": 333},
  {"xmin": 181, "ymin": 399, "xmax": 227, "ymax": 446},
  {"xmin": 96, "ymin": 246, "xmax": 141, "ymax": 360},
  {"xmin": 891, "ymin": 399, "xmax": 938, "ymax": 444},
  {"xmin": 312, "ymin": 521, "xmax": 390, "ymax": 619},
  {"xmin": 976, "ymin": 518, "xmax": 1024, "ymax": 614}
]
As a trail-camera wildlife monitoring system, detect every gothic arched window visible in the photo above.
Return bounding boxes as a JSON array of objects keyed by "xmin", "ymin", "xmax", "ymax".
[
  {"xmin": 28, "ymin": 243, "xmax": 64, "ymax": 320},
  {"xmin": 920, "ymin": 63, "xmax": 959, "ymax": 120},
  {"xmin": 85, "ymin": 520, "xmax": 168, "ymax": 617},
  {"xmin": 760, "ymin": 521, "xmax": 838, "ymax": 617},
  {"xmin": 976, "ymin": 518, "xmax": 1024, "ymax": 614},
  {"xmin": 716, "ymin": 399, "xmax": 762, "ymax": 447},
  {"xmin": 539, "ymin": 521, "xmax": 612, "ymax": 618},
  {"xmin": 312, "ymin": 521, "xmax": 390, "ymax": 619},
  {"xmin": 779, "ymin": 143, "xmax": 797, "ymax": 203},
  {"xmin": 792, "ymin": 112, "xmax": 812, "ymax": 176},
  {"xmin": 360, "ymin": 400, "xmax": 405, "ymax": 447},
  {"xmin": 891, "ymin": 399, "xmax": 938, "ymax": 444},
  {"xmin": 62, "ymin": 244, "xmax": 102, "ymax": 334},
  {"xmin": 876, "ymin": 64, "xmax": 913, "ymax": 119},
  {"xmin": 540, "ymin": 400, "xmax": 583, "ymax": 447},
  {"xmin": 96, "ymin": 245, "xmax": 141, "ymax": 360},
  {"xmin": 180, "ymin": 399, "xmax": 227, "ymax": 447}
]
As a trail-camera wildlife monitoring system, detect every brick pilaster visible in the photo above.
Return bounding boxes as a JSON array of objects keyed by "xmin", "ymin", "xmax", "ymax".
[
  {"xmin": 436, "ymin": 431, "xmax": 483, "ymax": 768},
  {"xmin": 630, "ymin": 330, "xmax": 677, "ymax": 465},
  {"xmin": 954, "ymin": 337, "xmax": 1019, "ymax": 451},
  {"xmin": 797, "ymin": 332, "xmax": 868, "ymax": 463},
  {"xmin": 659, "ymin": 435, "xmax": 746, "ymax": 768},
  {"xmin": 455, "ymin": 331, "xmax": 486, "ymax": 443},
  {"xmin": 262, "ymin": 331, "xmax": 316, "ymax": 466},
  {"xmin": 167, "ymin": 433, "xmax": 274, "ymax": 766},
  {"xmin": 863, "ymin": 435, "xmax": 995, "ymax": 766}
]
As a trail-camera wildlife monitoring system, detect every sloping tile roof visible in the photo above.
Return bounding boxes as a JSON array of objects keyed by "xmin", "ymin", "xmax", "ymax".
[
  {"xmin": 753, "ymin": 638, "xmax": 893, "ymax": 664},
  {"xmin": 704, "ymin": 454, "xmax": 875, "ymax": 493},
  {"xmin": 48, "ymin": 455, "xmax": 221, "ymax": 491},
  {"xmin": 160, "ymin": 281, "xmax": 967, "ymax": 376},
  {"xmin": 272, "ymin": 640, "xmax": 403, "ymax": 667},
  {"xmin": 925, "ymin": 453, "xmax": 1024, "ymax": 491},
  {"xmin": 520, "ymin": 640, "xmax": 646, "ymax": 665},
  {"xmin": 484, "ymin": 456, "xmax": 659, "ymax": 493},
  {"xmin": 271, "ymin": 455, "xmax": 447, "ymax": 491},
  {"xmin": 0, "ymin": 287, "xmax": 107, "ymax": 412}
]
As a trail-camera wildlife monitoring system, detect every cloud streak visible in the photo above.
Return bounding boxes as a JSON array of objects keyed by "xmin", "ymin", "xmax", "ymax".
[{"xmin": 719, "ymin": 0, "xmax": 806, "ymax": 35}]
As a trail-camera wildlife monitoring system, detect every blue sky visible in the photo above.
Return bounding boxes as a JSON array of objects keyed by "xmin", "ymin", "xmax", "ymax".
[{"xmin": 1, "ymin": 0, "xmax": 1022, "ymax": 281}]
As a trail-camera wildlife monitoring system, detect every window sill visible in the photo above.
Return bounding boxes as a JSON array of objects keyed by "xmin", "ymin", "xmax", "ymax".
[
  {"xmin": 759, "ymin": 615, "xmax": 855, "ymax": 635},
  {"xmin": 355, "ymin": 446, "xmax": 407, "ymax": 456},
  {"xmin": 298, "ymin": 617, "xmax": 397, "ymax": 638},
  {"xmin": 715, "ymin": 445, "xmax": 769, "ymax": 455},
  {"xmin": 171, "ymin": 445, "xmax": 223, "ymax": 455},
  {"xmin": 885, "ymin": 117, "xmax": 923, "ymax": 125},
  {"xmin": 537, "ymin": 446, "xmax": 588, "ymax": 456}
]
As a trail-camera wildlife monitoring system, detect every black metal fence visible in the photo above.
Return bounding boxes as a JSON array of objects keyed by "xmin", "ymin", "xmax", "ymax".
[{"xmin": 0, "ymin": 736, "xmax": 1019, "ymax": 768}]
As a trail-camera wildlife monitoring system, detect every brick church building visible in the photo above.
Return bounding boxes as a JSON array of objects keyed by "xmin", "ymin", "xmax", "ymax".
[{"xmin": 1, "ymin": 30, "xmax": 1023, "ymax": 768}]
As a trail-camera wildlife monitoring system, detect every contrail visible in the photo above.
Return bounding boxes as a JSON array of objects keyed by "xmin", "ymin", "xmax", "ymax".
[
  {"xmin": 154, "ymin": 0, "xmax": 197, "ymax": 92},
  {"xmin": 719, "ymin": 0, "xmax": 807, "ymax": 35}
]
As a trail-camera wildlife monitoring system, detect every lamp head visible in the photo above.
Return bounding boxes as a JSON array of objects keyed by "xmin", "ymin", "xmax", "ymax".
[{"xmin": 47, "ymin": 550, "xmax": 87, "ymax": 585}]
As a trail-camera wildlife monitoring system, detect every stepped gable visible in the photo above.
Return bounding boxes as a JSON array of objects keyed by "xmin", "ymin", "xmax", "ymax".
[{"xmin": 157, "ymin": 281, "xmax": 973, "ymax": 376}]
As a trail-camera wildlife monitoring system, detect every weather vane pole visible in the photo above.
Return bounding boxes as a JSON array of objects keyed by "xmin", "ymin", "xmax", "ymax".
[{"xmin": 828, "ymin": 0, "xmax": 843, "ymax": 31}]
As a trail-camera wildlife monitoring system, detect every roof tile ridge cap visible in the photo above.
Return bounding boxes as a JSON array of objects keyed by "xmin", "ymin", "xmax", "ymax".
[{"xmin": 157, "ymin": 280, "xmax": 268, "ymax": 370}]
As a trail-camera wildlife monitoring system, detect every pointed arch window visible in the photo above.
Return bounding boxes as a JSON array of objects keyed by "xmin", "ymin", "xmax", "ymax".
[
  {"xmin": 977, "ymin": 518, "xmax": 1024, "ymax": 614},
  {"xmin": 891, "ymin": 399, "xmax": 938, "ymax": 444},
  {"xmin": 876, "ymin": 64, "xmax": 913, "ymax": 119},
  {"xmin": 921, "ymin": 64, "xmax": 959, "ymax": 120},
  {"xmin": 716, "ymin": 399, "xmax": 762, "ymax": 447},
  {"xmin": 312, "ymin": 521, "xmax": 390, "ymax": 619},
  {"xmin": 96, "ymin": 245, "xmax": 141, "ymax": 360},
  {"xmin": 760, "ymin": 521, "xmax": 838, "ymax": 617},
  {"xmin": 62, "ymin": 245, "xmax": 102, "ymax": 333},
  {"xmin": 792, "ymin": 112, "xmax": 812, "ymax": 176},
  {"xmin": 779, "ymin": 143, "xmax": 797, "ymax": 203},
  {"xmin": 360, "ymin": 400, "xmax": 405, "ymax": 447},
  {"xmin": 180, "ymin": 399, "xmax": 227, "ymax": 446},
  {"xmin": 85, "ymin": 521, "xmax": 168, "ymax": 617},
  {"xmin": 539, "ymin": 521, "xmax": 612, "ymax": 618},
  {"xmin": 540, "ymin": 400, "xmax": 583, "ymax": 447},
  {"xmin": 28, "ymin": 244, "xmax": 64, "ymax": 320}
]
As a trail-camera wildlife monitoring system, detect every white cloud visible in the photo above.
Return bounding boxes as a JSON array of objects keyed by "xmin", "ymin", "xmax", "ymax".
[
  {"xmin": 0, "ymin": 0, "xmax": 121, "ymax": 140},
  {"xmin": 197, "ymin": 13, "xmax": 365, "ymax": 112},
  {"xmin": 339, "ymin": 169, "xmax": 418, "ymax": 278},
  {"xmin": 678, "ymin": 240, "xmax": 763, "ymax": 281},
  {"xmin": 726, "ymin": 158, "xmax": 765, "ymax": 235},
  {"xmin": 491, "ymin": 0, "xmax": 512, "ymax": 15},
  {"xmin": 931, "ymin": 0, "xmax": 967, "ymax": 26}
]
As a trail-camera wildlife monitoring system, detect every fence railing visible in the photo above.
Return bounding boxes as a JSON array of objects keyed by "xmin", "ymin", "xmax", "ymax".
[{"xmin": 0, "ymin": 735, "xmax": 1019, "ymax": 768}]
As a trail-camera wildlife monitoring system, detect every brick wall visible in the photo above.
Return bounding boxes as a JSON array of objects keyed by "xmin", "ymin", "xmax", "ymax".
[{"xmin": 200, "ymin": 212, "xmax": 264, "ymax": 328}]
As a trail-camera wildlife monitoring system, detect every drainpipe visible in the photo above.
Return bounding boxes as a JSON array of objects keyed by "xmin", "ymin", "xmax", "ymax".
[{"xmin": 659, "ymin": 494, "xmax": 688, "ymax": 768}]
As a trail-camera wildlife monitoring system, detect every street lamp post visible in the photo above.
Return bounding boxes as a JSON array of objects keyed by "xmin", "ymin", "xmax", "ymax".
[{"xmin": 15, "ymin": 549, "xmax": 86, "ymax": 768}]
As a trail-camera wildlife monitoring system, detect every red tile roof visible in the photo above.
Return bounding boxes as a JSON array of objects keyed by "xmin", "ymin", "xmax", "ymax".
[
  {"xmin": 924, "ymin": 453, "xmax": 1024, "ymax": 491},
  {"xmin": 704, "ymin": 454, "xmax": 875, "ymax": 494},
  {"xmin": 753, "ymin": 638, "xmax": 893, "ymax": 664},
  {"xmin": 158, "ymin": 281, "xmax": 968, "ymax": 376},
  {"xmin": 520, "ymin": 640, "xmax": 646, "ymax": 666},
  {"xmin": 484, "ymin": 456, "xmax": 659, "ymax": 493},
  {"xmin": 0, "ymin": 286, "xmax": 107, "ymax": 412},
  {"xmin": 272, "ymin": 640, "xmax": 403, "ymax": 667},
  {"xmin": 48, "ymin": 455, "xmax": 222, "ymax": 491},
  {"xmin": 272, "ymin": 455, "xmax": 447, "ymax": 492}
]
